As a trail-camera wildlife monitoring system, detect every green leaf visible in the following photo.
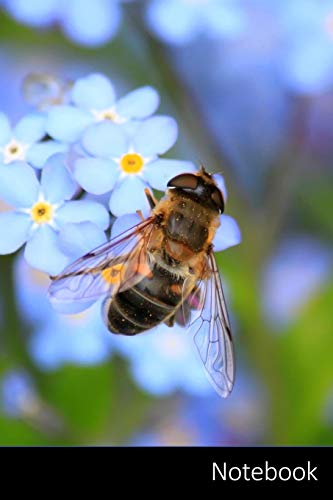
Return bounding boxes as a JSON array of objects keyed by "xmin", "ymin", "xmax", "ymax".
[
  {"xmin": 275, "ymin": 282, "xmax": 333, "ymax": 444},
  {"xmin": 0, "ymin": 417, "xmax": 49, "ymax": 446},
  {"xmin": 39, "ymin": 363, "xmax": 114, "ymax": 444}
]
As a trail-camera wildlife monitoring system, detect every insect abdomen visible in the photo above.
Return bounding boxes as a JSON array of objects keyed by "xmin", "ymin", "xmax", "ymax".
[{"xmin": 105, "ymin": 262, "xmax": 183, "ymax": 335}]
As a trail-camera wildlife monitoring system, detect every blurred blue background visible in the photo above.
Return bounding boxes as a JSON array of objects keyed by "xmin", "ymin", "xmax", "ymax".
[{"xmin": 0, "ymin": 0, "xmax": 333, "ymax": 445}]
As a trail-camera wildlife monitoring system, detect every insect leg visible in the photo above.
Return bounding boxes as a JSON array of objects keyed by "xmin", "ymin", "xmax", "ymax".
[
  {"xmin": 136, "ymin": 210, "xmax": 145, "ymax": 221},
  {"xmin": 144, "ymin": 188, "xmax": 158, "ymax": 209},
  {"xmin": 164, "ymin": 314, "xmax": 176, "ymax": 327}
]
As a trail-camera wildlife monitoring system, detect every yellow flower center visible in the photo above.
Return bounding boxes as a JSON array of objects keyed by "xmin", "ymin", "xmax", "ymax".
[
  {"xmin": 102, "ymin": 264, "xmax": 125, "ymax": 285},
  {"xmin": 31, "ymin": 201, "xmax": 54, "ymax": 224},
  {"xmin": 120, "ymin": 153, "xmax": 144, "ymax": 174},
  {"xmin": 101, "ymin": 109, "xmax": 118, "ymax": 121}
]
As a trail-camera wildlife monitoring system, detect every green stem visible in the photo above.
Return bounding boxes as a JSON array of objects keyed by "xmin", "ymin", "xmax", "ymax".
[{"xmin": 0, "ymin": 254, "xmax": 36, "ymax": 371}]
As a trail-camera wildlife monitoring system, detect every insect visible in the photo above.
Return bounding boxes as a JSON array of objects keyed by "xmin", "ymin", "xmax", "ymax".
[{"xmin": 49, "ymin": 166, "xmax": 235, "ymax": 398}]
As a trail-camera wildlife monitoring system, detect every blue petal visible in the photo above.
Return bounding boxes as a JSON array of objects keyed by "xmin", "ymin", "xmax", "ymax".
[
  {"xmin": 131, "ymin": 356, "xmax": 177, "ymax": 396},
  {"xmin": 14, "ymin": 253, "xmax": 52, "ymax": 325},
  {"xmin": 30, "ymin": 303, "xmax": 111, "ymax": 368},
  {"xmin": 146, "ymin": 0, "xmax": 199, "ymax": 45},
  {"xmin": 24, "ymin": 225, "xmax": 70, "ymax": 275},
  {"xmin": 110, "ymin": 213, "xmax": 143, "ymax": 255},
  {"xmin": 56, "ymin": 200, "xmax": 110, "ymax": 230},
  {"xmin": 212, "ymin": 173, "xmax": 228, "ymax": 201},
  {"xmin": 71, "ymin": 73, "xmax": 116, "ymax": 110},
  {"xmin": 111, "ymin": 213, "xmax": 142, "ymax": 239},
  {"xmin": 1, "ymin": 370, "xmax": 36, "ymax": 417},
  {"xmin": 46, "ymin": 105, "xmax": 92, "ymax": 142},
  {"xmin": 144, "ymin": 158, "xmax": 196, "ymax": 191},
  {"xmin": 4, "ymin": 0, "xmax": 58, "ymax": 27},
  {"xmin": 115, "ymin": 323, "xmax": 206, "ymax": 396},
  {"xmin": 74, "ymin": 157, "xmax": 119, "ymax": 194},
  {"xmin": 14, "ymin": 112, "xmax": 46, "ymax": 143},
  {"xmin": 214, "ymin": 215, "xmax": 241, "ymax": 252},
  {"xmin": 40, "ymin": 154, "xmax": 77, "ymax": 203},
  {"xmin": 0, "ymin": 112, "xmax": 12, "ymax": 146},
  {"xmin": 26, "ymin": 140, "xmax": 68, "ymax": 169},
  {"xmin": 120, "ymin": 120, "xmax": 142, "ymax": 137},
  {"xmin": 204, "ymin": 3, "xmax": 246, "ymax": 39},
  {"xmin": 58, "ymin": 221, "xmax": 107, "ymax": 259},
  {"xmin": 262, "ymin": 237, "xmax": 332, "ymax": 327},
  {"xmin": 109, "ymin": 176, "xmax": 151, "ymax": 217},
  {"xmin": 281, "ymin": 40, "xmax": 333, "ymax": 94},
  {"xmin": 61, "ymin": 0, "xmax": 121, "ymax": 47},
  {"xmin": 0, "ymin": 161, "xmax": 39, "ymax": 207},
  {"xmin": 82, "ymin": 121, "xmax": 128, "ymax": 157},
  {"xmin": 132, "ymin": 116, "xmax": 178, "ymax": 156},
  {"xmin": 116, "ymin": 86, "xmax": 160, "ymax": 120},
  {"xmin": 0, "ymin": 212, "xmax": 31, "ymax": 254}
]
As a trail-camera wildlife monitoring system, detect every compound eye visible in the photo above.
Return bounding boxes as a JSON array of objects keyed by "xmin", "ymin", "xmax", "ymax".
[
  {"xmin": 167, "ymin": 173, "xmax": 199, "ymax": 190},
  {"xmin": 211, "ymin": 188, "xmax": 224, "ymax": 212}
]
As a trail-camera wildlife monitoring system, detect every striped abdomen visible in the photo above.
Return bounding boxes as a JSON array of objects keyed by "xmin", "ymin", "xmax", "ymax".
[
  {"xmin": 105, "ymin": 194, "xmax": 216, "ymax": 336},
  {"xmin": 105, "ymin": 260, "xmax": 184, "ymax": 335}
]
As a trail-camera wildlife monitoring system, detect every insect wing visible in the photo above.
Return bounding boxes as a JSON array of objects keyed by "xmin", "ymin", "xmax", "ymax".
[
  {"xmin": 48, "ymin": 218, "xmax": 155, "ymax": 314},
  {"xmin": 188, "ymin": 253, "xmax": 235, "ymax": 398}
]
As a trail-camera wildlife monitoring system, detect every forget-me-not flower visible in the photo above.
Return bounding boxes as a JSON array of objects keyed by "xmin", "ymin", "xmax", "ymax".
[
  {"xmin": 277, "ymin": 0, "xmax": 333, "ymax": 94},
  {"xmin": 74, "ymin": 115, "xmax": 196, "ymax": 216},
  {"xmin": 3, "ymin": 0, "xmax": 123, "ymax": 47},
  {"xmin": 30, "ymin": 302, "xmax": 114, "ymax": 370},
  {"xmin": 262, "ymin": 236, "xmax": 332, "ymax": 329},
  {"xmin": 0, "ymin": 154, "xmax": 109, "ymax": 274},
  {"xmin": 0, "ymin": 112, "xmax": 66, "ymax": 169},
  {"xmin": 46, "ymin": 73, "xmax": 160, "ymax": 143},
  {"xmin": 0, "ymin": 368, "xmax": 64, "ymax": 434},
  {"xmin": 146, "ymin": 0, "xmax": 246, "ymax": 46},
  {"xmin": 14, "ymin": 223, "xmax": 107, "ymax": 323},
  {"xmin": 1, "ymin": 370, "xmax": 39, "ymax": 418},
  {"xmin": 114, "ymin": 322, "xmax": 212, "ymax": 396},
  {"xmin": 130, "ymin": 397, "xmax": 234, "ymax": 445},
  {"xmin": 13, "ymin": 252, "xmax": 113, "ymax": 369}
]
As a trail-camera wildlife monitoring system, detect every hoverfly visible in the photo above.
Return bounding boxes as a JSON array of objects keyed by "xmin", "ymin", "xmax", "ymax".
[{"xmin": 49, "ymin": 166, "xmax": 235, "ymax": 398}]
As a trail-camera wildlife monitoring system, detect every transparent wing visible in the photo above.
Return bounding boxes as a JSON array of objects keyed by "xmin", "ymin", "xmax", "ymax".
[
  {"xmin": 48, "ymin": 217, "xmax": 155, "ymax": 314},
  {"xmin": 187, "ymin": 252, "xmax": 235, "ymax": 398}
]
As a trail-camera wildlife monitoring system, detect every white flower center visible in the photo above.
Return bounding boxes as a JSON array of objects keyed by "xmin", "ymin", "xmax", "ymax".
[
  {"xmin": 158, "ymin": 333, "xmax": 188, "ymax": 359},
  {"xmin": 92, "ymin": 107, "xmax": 125, "ymax": 124},
  {"xmin": 2, "ymin": 138, "xmax": 29, "ymax": 164}
]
